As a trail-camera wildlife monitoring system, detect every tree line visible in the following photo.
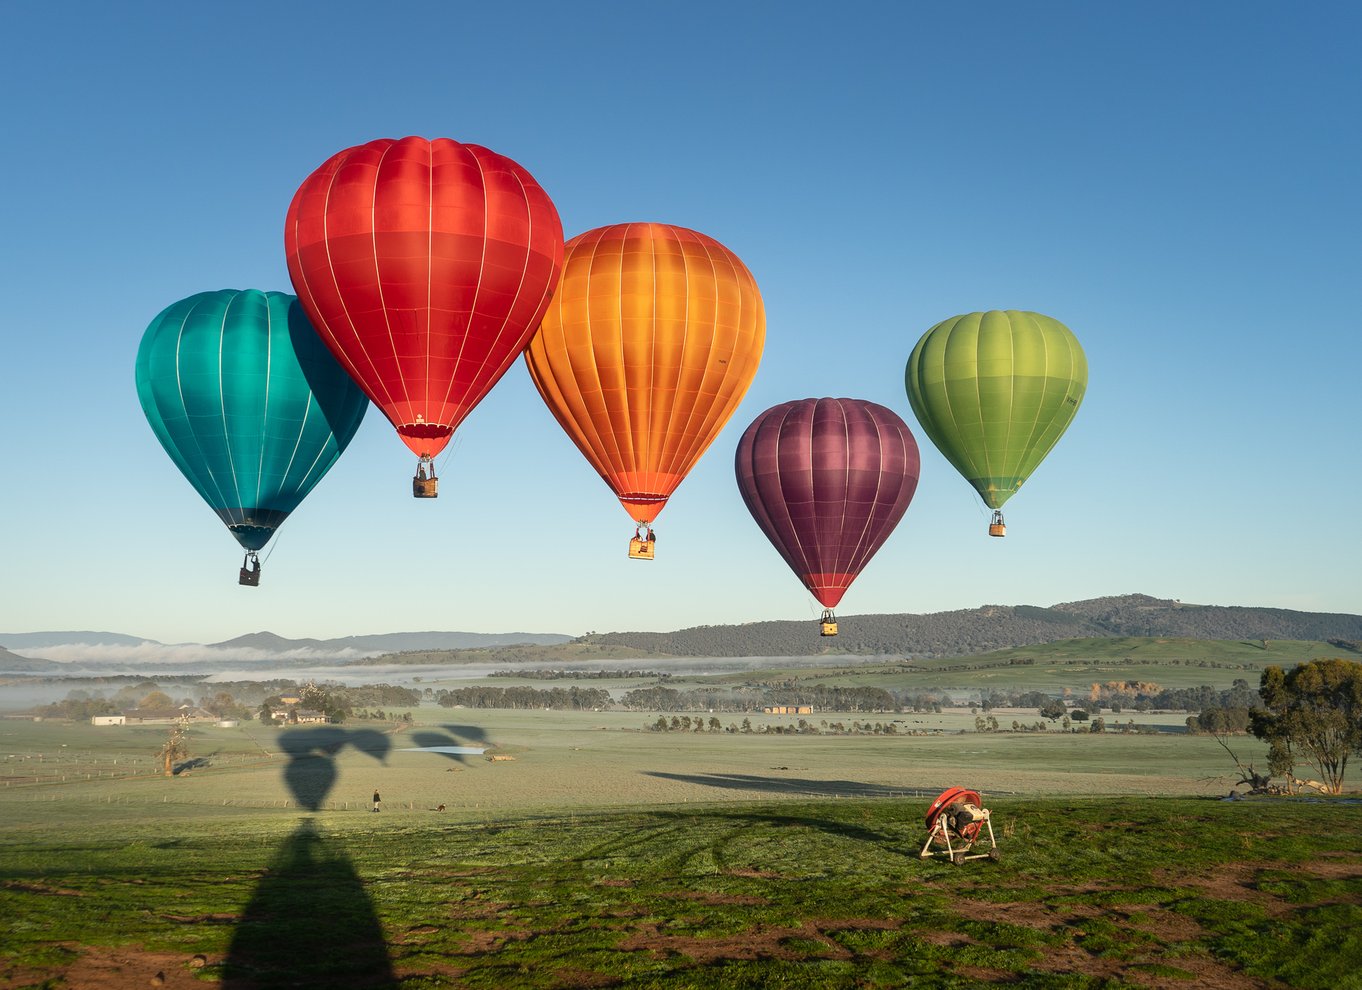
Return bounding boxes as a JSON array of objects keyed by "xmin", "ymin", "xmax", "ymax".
[
  {"xmin": 434, "ymin": 685, "xmax": 613, "ymax": 710},
  {"xmin": 487, "ymin": 669, "xmax": 660, "ymax": 680}
]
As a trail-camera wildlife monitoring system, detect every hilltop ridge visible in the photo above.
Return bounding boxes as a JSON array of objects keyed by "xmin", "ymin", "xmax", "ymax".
[
  {"xmin": 578, "ymin": 594, "xmax": 1362, "ymax": 658},
  {"xmin": 4, "ymin": 595, "xmax": 1360, "ymax": 670}
]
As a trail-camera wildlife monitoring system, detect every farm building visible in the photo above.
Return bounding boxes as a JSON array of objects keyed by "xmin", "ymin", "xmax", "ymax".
[
  {"xmin": 91, "ymin": 715, "xmax": 126, "ymax": 726},
  {"xmin": 763, "ymin": 705, "xmax": 813, "ymax": 715},
  {"xmin": 121, "ymin": 706, "xmax": 217, "ymax": 725},
  {"xmin": 262, "ymin": 706, "xmax": 328, "ymax": 724}
]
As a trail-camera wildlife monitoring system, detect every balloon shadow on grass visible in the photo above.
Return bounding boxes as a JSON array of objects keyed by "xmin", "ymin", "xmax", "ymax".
[
  {"xmin": 279, "ymin": 726, "xmax": 391, "ymax": 811},
  {"xmin": 705, "ymin": 807, "xmax": 899, "ymax": 848},
  {"xmin": 222, "ymin": 727, "xmax": 396, "ymax": 987},
  {"xmin": 643, "ymin": 770, "xmax": 911, "ymax": 799},
  {"xmin": 399, "ymin": 723, "xmax": 491, "ymax": 766},
  {"xmin": 221, "ymin": 818, "xmax": 396, "ymax": 988}
]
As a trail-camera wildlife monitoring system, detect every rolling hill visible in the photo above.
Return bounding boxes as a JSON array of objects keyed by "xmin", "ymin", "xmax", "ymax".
[
  {"xmin": 577, "ymin": 594, "xmax": 1362, "ymax": 658},
  {"xmin": 5, "ymin": 596, "xmax": 1359, "ymax": 670}
]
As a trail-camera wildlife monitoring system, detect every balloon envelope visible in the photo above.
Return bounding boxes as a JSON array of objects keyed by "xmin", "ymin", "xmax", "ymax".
[
  {"xmin": 135, "ymin": 289, "xmax": 368, "ymax": 551},
  {"xmin": 735, "ymin": 398, "xmax": 920, "ymax": 608},
  {"xmin": 285, "ymin": 136, "xmax": 563, "ymax": 460},
  {"xmin": 525, "ymin": 222, "xmax": 765, "ymax": 524},
  {"xmin": 904, "ymin": 310, "xmax": 1086, "ymax": 511}
]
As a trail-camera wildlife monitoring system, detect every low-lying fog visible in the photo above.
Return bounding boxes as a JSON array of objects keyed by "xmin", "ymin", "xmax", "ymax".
[{"xmin": 0, "ymin": 654, "xmax": 903, "ymax": 711}]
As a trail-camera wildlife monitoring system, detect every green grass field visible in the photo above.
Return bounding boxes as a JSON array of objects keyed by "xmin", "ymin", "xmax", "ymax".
[
  {"xmin": 3, "ymin": 709, "xmax": 1361, "ymax": 987},
  {"xmin": 3, "ymin": 793, "xmax": 1360, "ymax": 988}
]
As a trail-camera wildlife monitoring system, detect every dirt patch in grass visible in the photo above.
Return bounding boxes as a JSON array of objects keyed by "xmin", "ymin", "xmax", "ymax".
[
  {"xmin": 948, "ymin": 889, "xmax": 1266, "ymax": 990},
  {"xmin": 657, "ymin": 889, "xmax": 768, "ymax": 906},
  {"xmin": 158, "ymin": 911, "xmax": 239, "ymax": 924},
  {"xmin": 1, "ymin": 879, "xmax": 84, "ymax": 897},
  {"xmin": 392, "ymin": 922, "xmax": 443, "ymax": 944},
  {"xmin": 1161, "ymin": 862, "xmax": 1295, "ymax": 917},
  {"xmin": 1293, "ymin": 854, "xmax": 1362, "ymax": 880},
  {"xmin": 618, "ymin": 916, "xmax": 898, "ymax": 964},
  {"xmin": 952, "ymin": 964, "xmax": 1025, "ymax": 984},
  {"xmin": 951, "ymin": 891, "xmax": 1103, "ymax": 931},
  {"xmin": 8, "ymin": 944, "xmax": 214, "ymax": 990},
  {"xmin": 546, "ymin": 966, "xmax": 618, "ymax": 988},
  {"xmin": 1167, "ymin": 855, "xmax": 1362, "ymax": 920},
  {"xmin": 454, "ymin": 926, "xmax": 533, "ymax": 954},
  {"xmin": 723, "ymin": 867, "xmax": 782, "ymax": 879},
  {"xmin": 915, "ymin": 929, "xmax": 978, "ymax": 948},
  {"xmin": 1118, "ymin": 906, "xmax": 1206, "ymax": 943}
]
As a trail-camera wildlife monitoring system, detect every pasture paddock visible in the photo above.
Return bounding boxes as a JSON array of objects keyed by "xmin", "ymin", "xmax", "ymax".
[
  {"xmin": 4, "ymin": 712, "xmax": 1357, "ymax": 988},
  {"xmin": 1, "ymin": 709, "xmax": 1260, "ymax": 827}
]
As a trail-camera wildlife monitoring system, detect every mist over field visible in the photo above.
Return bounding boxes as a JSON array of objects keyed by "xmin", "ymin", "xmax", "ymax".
[
  {"xmin": 6, "ymin": 641, "xmax": 372, "ymax": 667},
  {"xmin": 0, "ymin": 655, "xmax": 890, "ymax": 711}
]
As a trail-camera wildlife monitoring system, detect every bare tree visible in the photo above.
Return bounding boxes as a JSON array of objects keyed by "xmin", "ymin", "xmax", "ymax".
[
  {"xmin": 1210, "ymin": 733, "xmax": 1275, "ymax": 794},
  {"xmin": 157, "ymin": 715, "xmax": 189, "ymax": 777}
]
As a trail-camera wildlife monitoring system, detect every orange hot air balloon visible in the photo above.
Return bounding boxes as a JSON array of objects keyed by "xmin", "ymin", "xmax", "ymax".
[{"xmin": 524, "ymin": 223, "xmax": 765, "ymax": 557}]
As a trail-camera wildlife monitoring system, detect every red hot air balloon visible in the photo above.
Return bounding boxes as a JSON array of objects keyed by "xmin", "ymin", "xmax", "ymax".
[
  {"xmin": 735, "ymin": 398, "xmax": 920, "ymax": 636},
  {"xmin": 285, "ymin": 136, "xmax": 564, "ymax": 496}
]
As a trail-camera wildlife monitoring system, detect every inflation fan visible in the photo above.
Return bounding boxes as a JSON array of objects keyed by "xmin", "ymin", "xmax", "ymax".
[{"xmin": 920, "ymin": 787, "xmax": 1000, "ymax": 865}]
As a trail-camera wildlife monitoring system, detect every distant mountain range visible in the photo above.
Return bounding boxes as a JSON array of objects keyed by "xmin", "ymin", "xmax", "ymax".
[
  {"xmin": 205, "ymin": 630, "xmax": 572, "ymax": 653},
  {"xmin": 0, "ymin": 630, "xmax": 570, "ymax": 653},
  {"xmin": 0, "ymin": 629, "xmax": 571, "ymax": 672},
  {"xmin": 576, "ymin": 594, "xmax": 1362, "ymax": 659},
  {"xmin": 0, "ymin": 631, "xmax": 155, "ymax": 650},
  {"xmin": 3, "ymin": 595, "xmax": 1360, "ymax": 673}
]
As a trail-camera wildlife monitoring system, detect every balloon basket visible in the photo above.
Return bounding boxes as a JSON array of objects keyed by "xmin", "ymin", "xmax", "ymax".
[
  {"xmin": 239, "ymin": 552, "xmax": 261, "ymax": 587},
  {"xmin": 988, "ymin": 511, "xmax": 1006, "ymax": 538},
  {"xmin": 819, "ymin": 610, "xmax": 838, "ymax": 637},
  {"xmin": 628, "ymin": 527, "xmax": 656, "ymax": 560},
  {"xmin": 413, "ymin": 459, "xmax": 438, "ymax": 498}
]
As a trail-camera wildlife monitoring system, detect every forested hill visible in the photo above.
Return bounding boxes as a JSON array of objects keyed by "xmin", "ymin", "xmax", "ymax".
[{"xmin": 580, "ymin": 594, "xmax": 1362, "ymax": 658}]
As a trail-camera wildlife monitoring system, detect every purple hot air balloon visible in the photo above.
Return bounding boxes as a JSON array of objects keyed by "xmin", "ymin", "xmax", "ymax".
[{"xmin": 735, "ymin": 397, "xmax": 920, "ymax": 634}]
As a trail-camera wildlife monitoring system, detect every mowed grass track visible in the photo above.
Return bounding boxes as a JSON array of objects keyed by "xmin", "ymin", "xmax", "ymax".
[{"xmin": 2, "ymin": 797, "xmax": 1361, "ymax": 989}]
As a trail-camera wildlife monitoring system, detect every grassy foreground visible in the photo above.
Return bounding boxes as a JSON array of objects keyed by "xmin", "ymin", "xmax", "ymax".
[{"xmin": 2, "ymin": 796, "xmax": 1361, "ymax": 989}]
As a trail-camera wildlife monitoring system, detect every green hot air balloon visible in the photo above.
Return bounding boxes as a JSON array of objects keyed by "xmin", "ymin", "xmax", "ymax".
[
  {"xmin": 905, "ymin": 310, "xmax": 1086, "ymax": 537},
  {"xmin": 135, "ymin": 289, "xmax": 368, "ymax": 584}
]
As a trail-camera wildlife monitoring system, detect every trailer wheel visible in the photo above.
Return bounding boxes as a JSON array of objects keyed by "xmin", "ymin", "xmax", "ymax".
[{"xmin": 953, "ymin": 852, "xmax": 967, "ymax": 866}]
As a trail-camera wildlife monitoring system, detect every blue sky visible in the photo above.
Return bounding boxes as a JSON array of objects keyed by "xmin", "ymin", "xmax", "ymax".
[{"xmin": 1, "ymin": 1, "xmax": 1358, "ymax": 644}]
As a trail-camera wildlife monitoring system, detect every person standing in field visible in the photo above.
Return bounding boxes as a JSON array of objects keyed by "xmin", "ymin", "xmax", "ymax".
[{"xmin": 372, "ymin": 789, "xmax": 381, "ymax": 813}]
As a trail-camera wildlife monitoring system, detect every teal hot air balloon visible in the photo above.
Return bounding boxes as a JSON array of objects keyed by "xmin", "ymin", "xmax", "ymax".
[
  {"xmin": 135, "ymin": 289, "xmax": 368, "ymax": 584},
  {"xmin": 905, "ymin": 310, "xmax": 1087, "ymax": 537}
]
